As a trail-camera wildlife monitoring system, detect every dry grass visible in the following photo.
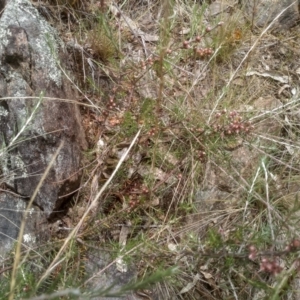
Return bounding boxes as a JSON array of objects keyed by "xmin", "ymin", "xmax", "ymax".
[{"xmin": 2, "ymin": 0, "xmax": 300, "ymax": 299}]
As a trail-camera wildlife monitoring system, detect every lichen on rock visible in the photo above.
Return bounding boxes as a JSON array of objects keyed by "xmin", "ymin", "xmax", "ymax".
[{"xmin": 0, "ymin": 0, "xmax": 87, "ymax": 256}]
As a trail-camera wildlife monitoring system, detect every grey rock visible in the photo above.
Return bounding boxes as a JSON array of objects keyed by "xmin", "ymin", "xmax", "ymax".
[
  {"xmin": 0, "ymin": 191, "xmax": 47, "ymax": 257},
  {"xmin": 0, "ymin": 0, "xmax": 87, "ymax": 254},
  {"xmin": 0, "ymin": 0, "xmax": 86, "ymax": 214},
  {"xmin": 242, "ymin": 0, "xmax": 300, "ymax": 31},
  {"xmin": 85, "ymin": 252, "xmax": 137, "ymax": 300}
]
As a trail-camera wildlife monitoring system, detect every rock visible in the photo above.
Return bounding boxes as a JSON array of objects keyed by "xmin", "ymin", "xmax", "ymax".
[
  {"xmin": 85, "ymin": 249, "xmax": 160, "ymax": 299},
  {"xmin": 0, "ymin": 0, "xmax": 86, "ymax": 254},
  {"xmin": 242, "ymin": 0, "xmax": 300, "ymax": 31},
  {"xmin": 208, "ymin": 0, "xmax": 236, "ymax": 17},
  {"xmin": 0, "ymin": 192, "xmax": 47, "ymax": 256},
  {"xmin": 85, "ymin": 252, "xmax": 137, "ymax": 300}
]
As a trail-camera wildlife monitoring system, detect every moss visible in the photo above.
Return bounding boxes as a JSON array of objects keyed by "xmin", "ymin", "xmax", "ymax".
[{"xmin": 121, "ymin": 111, "xmax": 139, "ymax": 138}]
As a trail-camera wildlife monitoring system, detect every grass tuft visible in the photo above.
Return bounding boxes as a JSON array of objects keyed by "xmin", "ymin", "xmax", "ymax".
[{"xmin": 1, "ymin": 0, "xmax": 300, "ymax": 299}]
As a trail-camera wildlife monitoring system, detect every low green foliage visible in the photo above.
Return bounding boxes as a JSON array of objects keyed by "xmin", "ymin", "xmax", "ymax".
[{"xmin": 2, "ymin": 0, "xmax": 300, "ymax": 299}]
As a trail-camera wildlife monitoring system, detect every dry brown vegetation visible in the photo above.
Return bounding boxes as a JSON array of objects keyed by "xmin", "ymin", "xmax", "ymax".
[{"xmin": 3, "ymin": 0, "xmax": 300, "ymax": 299}]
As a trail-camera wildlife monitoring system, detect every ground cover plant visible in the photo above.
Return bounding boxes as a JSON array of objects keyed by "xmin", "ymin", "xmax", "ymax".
[{"xmin": 2, "ymin": 0, "xmax": 300, "ymax": 299}]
